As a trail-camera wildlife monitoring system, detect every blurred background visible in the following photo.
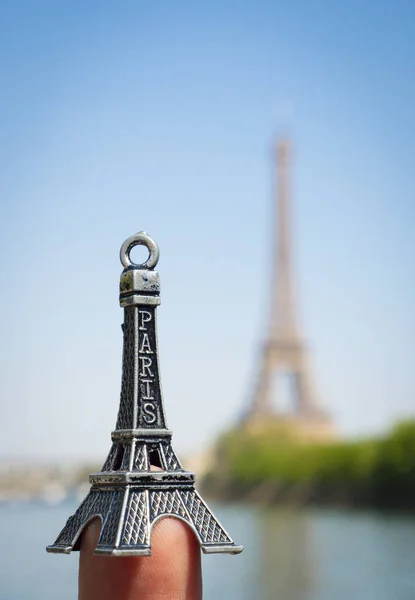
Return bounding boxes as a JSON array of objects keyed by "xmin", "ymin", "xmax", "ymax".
[{"xmin": 1, "ymin": 1, "xmax": 415, "ymax": 599}]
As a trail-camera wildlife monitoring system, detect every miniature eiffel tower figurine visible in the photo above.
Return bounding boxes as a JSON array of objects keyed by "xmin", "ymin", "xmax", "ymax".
[{"xmin": 47, "ymin": 231, "xmax": 243, "ymax": 556}]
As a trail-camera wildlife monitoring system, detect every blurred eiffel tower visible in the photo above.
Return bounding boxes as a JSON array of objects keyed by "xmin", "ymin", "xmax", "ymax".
[{"xmin": 244, "ymin": 139, "xmax": 335, "ymax": 440}]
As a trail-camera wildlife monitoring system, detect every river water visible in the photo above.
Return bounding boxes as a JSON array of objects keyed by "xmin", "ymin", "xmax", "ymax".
[{"xmin": 1, "ymin": 500, "xmax": 415, "ymax": 600}]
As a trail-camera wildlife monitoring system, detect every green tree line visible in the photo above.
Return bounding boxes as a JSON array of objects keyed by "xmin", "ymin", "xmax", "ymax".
[{"xmin": 202, "ymin": 420, "xmax": 415, "ymax": 509}]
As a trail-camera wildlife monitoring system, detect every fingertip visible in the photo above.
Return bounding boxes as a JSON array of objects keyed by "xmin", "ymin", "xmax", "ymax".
[
  {"xmin": 79, "ymin": 517, "xmax": 102, "ymax": 553},
  {"xmin": 79, "ymin": 516, "xmax": 202, "ymax": 600}
]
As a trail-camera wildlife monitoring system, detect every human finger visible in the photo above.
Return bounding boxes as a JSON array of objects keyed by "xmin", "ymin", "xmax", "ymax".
[{"xmin": 78, "ymin": 515, "xmax": 202, "ymax": 600}]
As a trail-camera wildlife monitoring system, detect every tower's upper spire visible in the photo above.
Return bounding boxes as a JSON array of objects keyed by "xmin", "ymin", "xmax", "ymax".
[
  {"xmin": 276, "ymin": 138, "xmax": 290, "ymax": 165},
  {"xmin": 116, "ymin": 231, "xmax": 167, "ymax": 431},
  {"xmin": 273, "ymin": 137, "xmax": 298, "ymax": 343}
]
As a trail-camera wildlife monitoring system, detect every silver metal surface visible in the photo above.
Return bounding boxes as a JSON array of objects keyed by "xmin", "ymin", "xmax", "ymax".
[
  {"xmin": 119, "ymin": 231, "xmax": 160, "ymax": 270},
  {"xmin": 120, "ymin": 269, "xmax": 160, "ymax": 294},
  {"xmin": 119, "ymin": 294, "xmax": 161, "ymax": 307},
  {"xmin": 47, "ymin": 231, "xmax": 243, "ymax": 557}
]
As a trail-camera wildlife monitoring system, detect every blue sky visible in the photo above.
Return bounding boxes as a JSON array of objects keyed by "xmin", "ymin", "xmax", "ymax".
[{"xmin": 1, "ymin": 1, "xmax": 414, "ymax": 460}]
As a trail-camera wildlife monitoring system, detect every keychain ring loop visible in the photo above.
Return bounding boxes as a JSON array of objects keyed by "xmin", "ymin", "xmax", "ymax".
[{"xmin": 119, "ymin": 231, "xmax": 160, "ymax": 269}]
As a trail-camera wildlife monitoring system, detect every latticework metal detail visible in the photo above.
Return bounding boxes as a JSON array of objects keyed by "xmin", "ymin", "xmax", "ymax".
[
  {"xmin": 122, "ymin": 491, "xmax": 148, "ymax": 546},
  {"xmin": 101, "ymin": 444, "xmax": 118, "ymax": 471},
  {"xmin": 181, "ymin": 491, "xmax": 231, "ymax": 544},
  {"xmin": 54, "ymin": 490, "xmax": 115, "ymax": 547},
  {"xmin": 160, "ymin": 444, "xmax": 182, "ymax": 471},
  {"xmin": 133, "ymin": 443, "xmax": 148, "ymax": 471},
  {"xmin": 98, "ymin": 492, "xmax": 122, "ymax": 546},
  {"xmin": 121, "ymin": 443, "xmax": 132, "ymax": 470},
  {"xmin": 116, "ymin": 308, "xmax": 136, "ymax": 430},
  {"xmin": 150, "ymin": 490, "xmax": 187, "ymax": 520}
]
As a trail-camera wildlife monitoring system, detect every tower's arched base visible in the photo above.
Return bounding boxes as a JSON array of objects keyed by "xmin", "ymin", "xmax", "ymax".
[{"xmin": 46, "ymin": 475, "xmax": 243, "ymax": 556}]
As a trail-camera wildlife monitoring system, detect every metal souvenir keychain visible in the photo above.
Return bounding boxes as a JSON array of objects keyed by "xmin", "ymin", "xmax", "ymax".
[{"xmin": 47, "ymin": 231, "xmax": 243, "ymax": 556}]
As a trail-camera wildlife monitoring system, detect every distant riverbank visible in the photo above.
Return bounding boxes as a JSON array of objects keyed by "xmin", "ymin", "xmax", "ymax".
[
  {"xmin": 201, "ymin": 419, "xmax": 415, "ymax": 510},
  {"xmin": 0, "ymin": 461, "xmax": 97, "ymax": 502}
]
